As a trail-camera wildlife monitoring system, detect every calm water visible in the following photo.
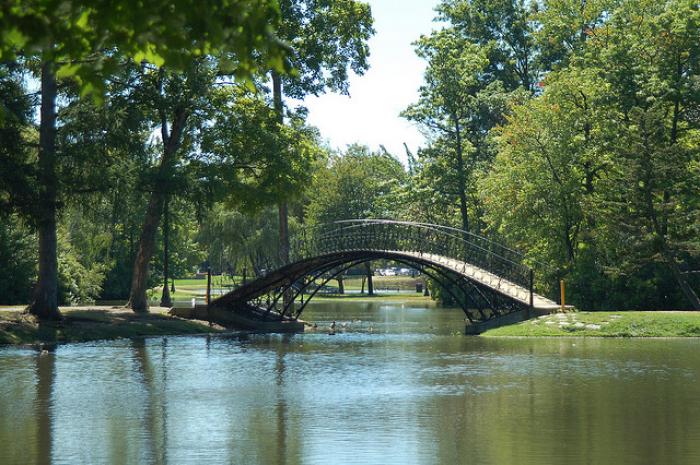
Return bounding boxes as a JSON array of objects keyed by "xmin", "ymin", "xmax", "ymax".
[{"xmin": 1, "ymin": 300, "xmax": 700, "ymax": 465}]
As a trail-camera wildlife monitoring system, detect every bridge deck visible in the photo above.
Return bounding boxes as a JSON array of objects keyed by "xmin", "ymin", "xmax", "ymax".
[{"xmin": 381, "ymin": 250, "xmax": 558, "ymax": 311}]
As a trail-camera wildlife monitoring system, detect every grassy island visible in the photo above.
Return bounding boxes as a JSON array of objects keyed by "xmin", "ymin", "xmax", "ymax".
[
  {"xmin": 482, "ymin": 311, "xmax": 700, "ymax": 337},
  {"xmin": 0, "ymin": 307, "xmax": 222, "ymax": 346}
]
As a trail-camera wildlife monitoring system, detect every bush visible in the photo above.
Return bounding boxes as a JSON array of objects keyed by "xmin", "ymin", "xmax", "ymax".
[{"xmin": 0, "ymin": 218, "xmax": 36, "ymax": 304}]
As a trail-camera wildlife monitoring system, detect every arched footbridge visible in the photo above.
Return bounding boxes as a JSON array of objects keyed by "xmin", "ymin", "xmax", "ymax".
[{"xmin": 206, "ymin": 220, "xmax": 562, "ymax": 332}]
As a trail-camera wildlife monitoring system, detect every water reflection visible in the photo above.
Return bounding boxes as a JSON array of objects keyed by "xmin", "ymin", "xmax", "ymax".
[
  {"xmin": 132, "ymin": 338, "xmax": 167, "ymax": 465},
  {"xmin": 0, "ymin": 301, "xmax": 699, "ymax": 465},
  {"xmin": 36, "ymin": 347, "xmax": 55, "ymax": 465}
]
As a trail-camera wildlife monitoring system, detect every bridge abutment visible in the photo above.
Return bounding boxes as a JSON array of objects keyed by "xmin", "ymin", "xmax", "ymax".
[
  {"xmin": 170, "ymin": 305, "xmax": 305, "ymax": 333},
  {"xmin": 465, "ymin": 307, "xmax": 558, "ymax": 335}
]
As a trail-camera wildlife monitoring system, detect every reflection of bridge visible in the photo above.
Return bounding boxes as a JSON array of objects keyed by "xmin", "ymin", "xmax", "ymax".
[{"xmin": 208, "ymin": 219, "xmax": 561, "ymax": 332}]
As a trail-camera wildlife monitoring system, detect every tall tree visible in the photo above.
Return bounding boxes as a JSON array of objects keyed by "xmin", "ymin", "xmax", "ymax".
[
  {"xmin": 126, "ymin": 62, "xmax": 215, "ymax": 311},
  {"xmin": 480, "ymin": 68, "xmax": 613, "ymax": 304},
  {"xmin": 480, "ymin": 0, "xmax": 700, "ymax": 309},
  {"xmin": 403, "ymin": 30, "xmax": 510, "ymax": 233},
  {"xmin": 437, "ymin": 0, "xmax": 539, "ymax": 91},
  {"xmin": 270, "ymin": 0, "xmax": 374, "ymax": 262}
]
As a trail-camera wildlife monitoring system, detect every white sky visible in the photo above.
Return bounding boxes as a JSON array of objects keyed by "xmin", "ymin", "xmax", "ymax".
[{"xmin": 302, "ymin": 0, "xmax": 441, "ymax": 164}]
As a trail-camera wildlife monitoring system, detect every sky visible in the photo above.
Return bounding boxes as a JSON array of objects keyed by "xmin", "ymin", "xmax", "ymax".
[{"xmin": 302, "ymin": 0, "xmax": 442, "ymax": 164}]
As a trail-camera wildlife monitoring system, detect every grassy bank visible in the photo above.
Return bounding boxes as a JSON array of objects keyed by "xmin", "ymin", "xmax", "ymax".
[
  {"xmin": 311, "ymin": 293, "xmax": 432, "ymax": 303},
  {"xmin": 147, "ymin": 276, "xmax": 424, "ymax": 302},
  {"xmin": 483, "ymin": 311, "xmax": 700, "ymax": 337},
  {"xmin": 0, "ymin": 307, "xmax": 222, "ymax": 346},
  {"xmin": 342, "ymin": 275, "xmax": 420, "ymax": 290}
]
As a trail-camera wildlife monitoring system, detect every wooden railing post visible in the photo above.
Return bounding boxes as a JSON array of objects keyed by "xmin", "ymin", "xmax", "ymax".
[{"xmin": 560, "ymin": 279, "xmax": 565, "ymax": 311}]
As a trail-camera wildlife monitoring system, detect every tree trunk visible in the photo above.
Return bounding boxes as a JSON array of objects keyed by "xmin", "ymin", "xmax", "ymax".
[
  {"xmin": 365, "ymin": 262, "xmax": 374, "ymax": 296},
  {"xmin": 278, "ymin": 202, "xmax": 290, "ymax": 263},
  {"xmin": 128, "ymin": 192, "xmax": 165, "ymax": 312},
  {"xmin": 271, "ymin": 70, "xmax": 290, "ymax": 266},
  {"xmin": 160, "ymin": 196, "xmax": 172, "ymax": 307},
  {"xmin": 272, "ymin": 70, "xmax": 292, "ymax": 310},
  {"xmin": 29, "ymin": 59, "xmax": 61, "ymax": 320},
  {"xmin": 127, "ymin": 105, "xmax": 188, "ymax": 313},
  {"xmin": 337, "ymin": 276, "xmax": 345, "ymax": 294},
  {"xmin": 453, "ymin": 118, "xmax": 469, "ymax": 233}
]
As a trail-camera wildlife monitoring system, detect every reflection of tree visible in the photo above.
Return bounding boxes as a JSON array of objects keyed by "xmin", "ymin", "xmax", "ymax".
[
  {"xmin": 275, "ymin": 343, "xmax": 287, "ymax": 465},
  {"xmin": 35, "ymin": 346, "xmax": 56, "ymax": 465},
  {"xmin": 132, "ymin": 338, "xmax": 168, "ymax": 465}
]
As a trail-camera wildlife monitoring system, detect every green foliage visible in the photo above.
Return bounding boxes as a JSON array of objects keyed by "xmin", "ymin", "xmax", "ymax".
[
  {"xmin": 404, "ymin": 0, "xmax": 700, "ymax": 309},
  {"xmin": 478, "ymin": 0, "xmax": 700, "ymax": 309},
  {"xmin": 201, "ymin": 87, "xmax": 324, "ymax": 211},
  {"xmin": 56, "ymin": 224, "xmax": 108, "ymax": 305},
  {"xmin": 436, "ymin": 0, "xmax": 539, "ymax": 91},
  {"xmin": 276, "ymin": 0, "xmax": 375, "ymax": 97},
  {"xmin": 0, "ymin": 65, "xmax": 36, "ymax": 215},
  {"xmin": 533, "ymin": 0, "xmax": 617, "ymax": 70},
  {"xmin": 198, "ymin": 205, "xmax": 282, "ymax": 276},
  {"xmin": 0, "ymin": 0, "xmax": 288, "ymax": 93},
  {"xmin": 402, "ymin": 6, "xmax": 526, "ymax": 234},
  {"xmin": 305, "ymin": 144, "xmax": 406, "ymax": 224},
  {"xmin": 0, "ymin": 217, "xmax": 36, "ymax": 304}
]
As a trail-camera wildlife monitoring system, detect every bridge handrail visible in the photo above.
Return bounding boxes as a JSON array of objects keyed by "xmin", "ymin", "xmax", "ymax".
[
  {"xmin": 286, "ymin": 219, "xmax": 552, "ymax": 293},
  {"xmin": 334, "ymin": 219, "xmax": 527, "ymax": 263},
  {"xmin": 308, "ymin": 221, "xmax": 524, "ymax": 269}
]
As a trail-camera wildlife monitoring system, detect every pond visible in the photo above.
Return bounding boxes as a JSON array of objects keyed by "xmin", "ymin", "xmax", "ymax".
[{"xmin": 1, "ymin": 300, "xmax": 699, "ymax": 465}]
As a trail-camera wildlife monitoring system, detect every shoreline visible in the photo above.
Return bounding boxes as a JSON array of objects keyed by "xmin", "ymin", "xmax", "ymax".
[
  {"xmin": 0, "ymin": 306, "xmax": 224, "ymax": 346},
  {"xmin": 3, "ymin": 305, "xmax": 700, "ymax": 346},
  {"xmin": 481, "ymin": 311, "xmax": 700, "ymax": 337}
]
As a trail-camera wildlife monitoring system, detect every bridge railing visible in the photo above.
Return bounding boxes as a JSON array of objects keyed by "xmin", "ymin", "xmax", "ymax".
[{"xmin": 287, "ymin": 219, "xmax": 545, "ymax": 297}]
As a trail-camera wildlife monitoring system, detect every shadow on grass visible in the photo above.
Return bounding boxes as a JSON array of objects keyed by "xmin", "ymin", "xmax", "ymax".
[{"xmin": 1, "ymin": 309, "xmax": 222, "ymax": 345}]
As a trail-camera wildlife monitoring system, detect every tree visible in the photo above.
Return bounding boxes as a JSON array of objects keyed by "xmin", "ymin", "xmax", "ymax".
[
  {"xmin": 1, "ymin": 1, "xmax": 287, "ymax": 92},
  {"xmin": 403, "ymin": 29, "xmax": 511, "ymax": 233},
  {"xmin": 591, "ymin": 0, "xmax": 700, "ymax": 309},
  {"xmin": 480, "ymin": 0, "xmax": 700, "ymax": 309},
  {"xmin": 480, "ymin": 69, "xmax": 613, "ymax": 306},
  {"xmin": 126, "ymin": 60, "xmax": 217, "ymax": 312},
  {"xmin": 305, "ymin": 144, "xmax": 406, "ymax": 293},
  {"xmin": 269, "ymin": 0, "xmax": 375, "ymax": 263},
  {"xmin": 436, "ymin": 0, "xmax": 539, "ymax": 92},
  {"xmin": 533, "ymin": 0, "xmax": 618, "ymax": 71}
]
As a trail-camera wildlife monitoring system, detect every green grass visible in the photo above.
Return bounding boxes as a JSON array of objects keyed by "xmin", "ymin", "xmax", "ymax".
[
  {"xmin": 0, "ymin": 309, "xmax": 221, "ymax": 345},
  {"xmin": 312, "ymin": 293, "xmax": 432, "ymax": 302},
  {"xmin": 149, "ymin": 276, "xmax": 424, "ymax": 302},
  {"xmin": 170, "ymin": 277, "xmax": 242, "ymax": 287},
  {"xmin": 482, "ymin": 311, "xmax": 700, "ymax": 337},
  {"xmin": 342, "ymin": 275, "xmax": 420, "ymax": 290}
]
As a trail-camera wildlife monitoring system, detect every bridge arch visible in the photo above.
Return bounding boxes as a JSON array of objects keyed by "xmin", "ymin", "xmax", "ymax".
[{"xmin": 209, "ymin": 220, "xmax": 559, "ymax": 326}]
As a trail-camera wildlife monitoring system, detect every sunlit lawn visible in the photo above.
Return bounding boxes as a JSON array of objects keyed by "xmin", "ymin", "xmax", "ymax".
[{"xmin": 483, "ymin": 311, "xmax": 700, "ymax": 337}]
